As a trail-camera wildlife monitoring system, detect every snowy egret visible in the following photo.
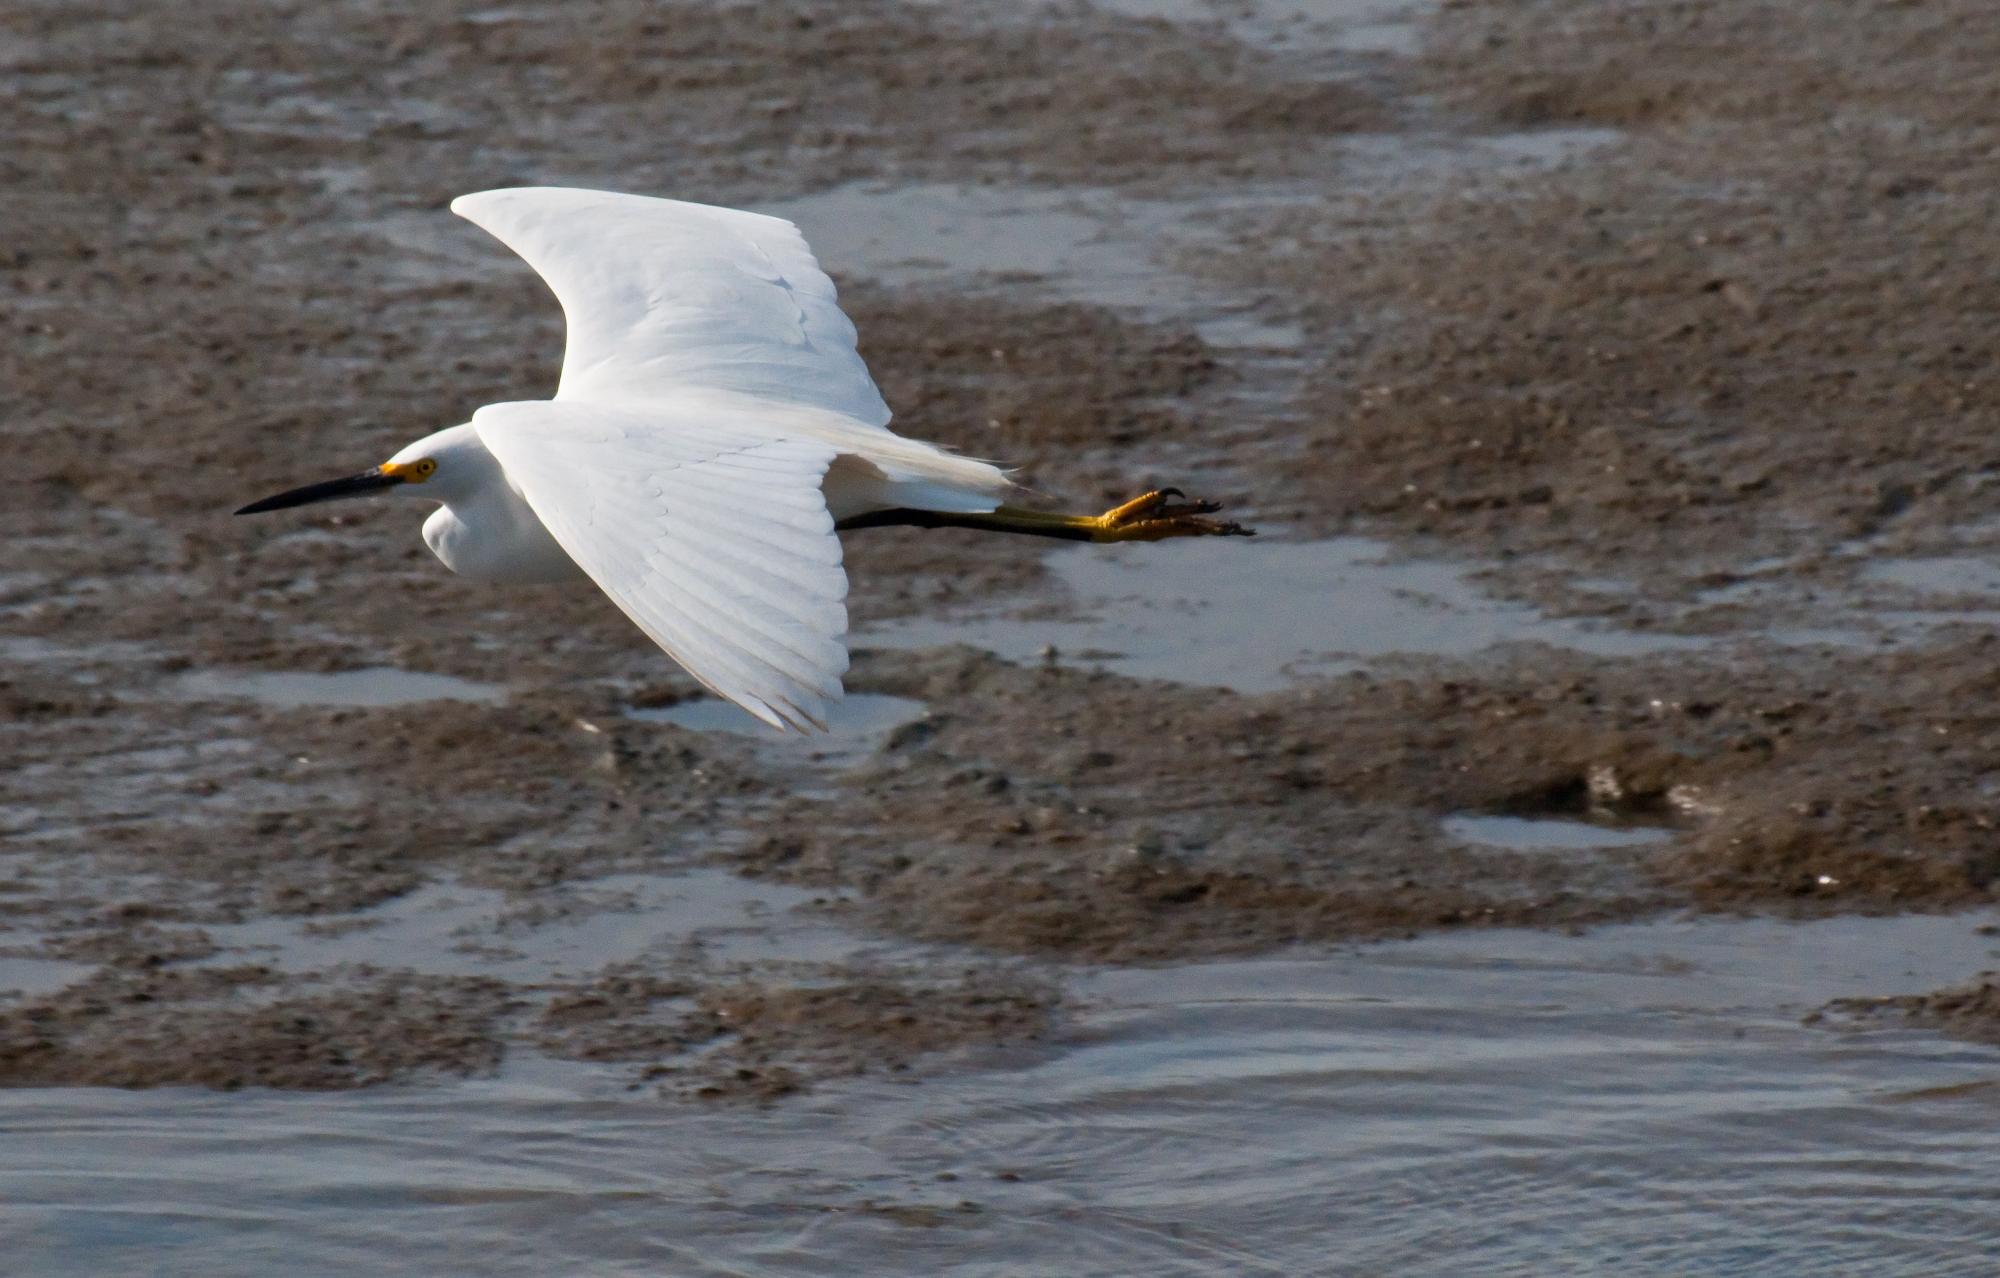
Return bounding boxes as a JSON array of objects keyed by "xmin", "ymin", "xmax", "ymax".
[{"xmin": 238, "ymin": 187, "xmax": 1251, "ymax": 731}]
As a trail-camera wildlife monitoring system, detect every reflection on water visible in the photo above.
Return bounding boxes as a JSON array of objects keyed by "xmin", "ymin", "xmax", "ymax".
[
  {"xmin": 630, "ymin": 692, "xmax": 927, "ymax": 769},
  {"xmin": 863, "ymin": 536, "xmax": 1702, "ymax": 693},
  {"xmin": 4, "ymin": 912, "xmax": 1998, "ymax": 1276}
]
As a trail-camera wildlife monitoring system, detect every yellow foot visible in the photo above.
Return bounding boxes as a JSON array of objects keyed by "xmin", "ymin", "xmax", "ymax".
[{"xmin": 1093, "ymin": 488, "xmax": 1255, "ymax": 542}]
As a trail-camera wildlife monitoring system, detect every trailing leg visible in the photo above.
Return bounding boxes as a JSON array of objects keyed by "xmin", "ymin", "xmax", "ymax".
[{"xmin": 836, "ymin": 488, "xmax": 1254, "ymax": 543}]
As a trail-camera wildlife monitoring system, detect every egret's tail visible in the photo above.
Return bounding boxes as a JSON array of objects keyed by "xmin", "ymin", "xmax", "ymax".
[{"xmin": 825, "ymin": 436, "xmax": 1014, "ymax": 520}]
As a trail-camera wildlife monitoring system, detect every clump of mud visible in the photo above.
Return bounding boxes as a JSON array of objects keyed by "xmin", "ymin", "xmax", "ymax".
[
  {"xmin": 732, "ymin": 644, "xmax": 1998, "ymax": 961},
  {"xmin": 1424, "ymin": 0, "xmax": 1999, "ymax": 131},
  {"xmin": 1817, "ymin": 969, "xmax": 2000, "ymax": 1049},
  {"xmin": 0, "ymin": 966, "xmax": 512, "ymax": 1090},
  {"xmin": 539, "ymin": 964, "xmax": 1055, "ymax": 1101}
]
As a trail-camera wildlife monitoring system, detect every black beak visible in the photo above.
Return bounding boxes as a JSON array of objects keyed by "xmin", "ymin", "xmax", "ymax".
[{"xmin": 235, "ymin": 468, "xmax": 404, "ymax": 515}]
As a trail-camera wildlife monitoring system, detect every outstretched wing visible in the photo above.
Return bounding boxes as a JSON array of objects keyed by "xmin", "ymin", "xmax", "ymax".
[
  {"xmin": 452, "ymin": 186, "xmax": 892, "ymax": 427},
  {"xmin": 474, "ymin": 400, "xmax": 849, "ymax": 732}
]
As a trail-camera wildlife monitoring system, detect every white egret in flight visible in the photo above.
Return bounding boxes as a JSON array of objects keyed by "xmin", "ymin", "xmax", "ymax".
[{"xmin": 239, "ymin": 188, "xmax": 1251, "ymax": 731}]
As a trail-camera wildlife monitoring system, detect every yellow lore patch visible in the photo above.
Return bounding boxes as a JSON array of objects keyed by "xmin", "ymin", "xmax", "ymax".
[{"xmin": 380, "ymin": 458, "xmax": 437, "ymax": 483}]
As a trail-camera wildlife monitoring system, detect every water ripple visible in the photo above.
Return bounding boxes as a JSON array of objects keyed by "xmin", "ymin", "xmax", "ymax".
[{"xmin": 5, "ymin": 913, "xmax": 2000, "ymax": 1276}]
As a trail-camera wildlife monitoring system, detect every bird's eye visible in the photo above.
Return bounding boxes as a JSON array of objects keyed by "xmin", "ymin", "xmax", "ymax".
[{"xmin": 417, "ymin": 459, "xmax": 436, "ymax": 476}]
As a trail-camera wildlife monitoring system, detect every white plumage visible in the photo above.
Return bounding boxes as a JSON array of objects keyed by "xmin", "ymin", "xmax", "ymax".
[
  {"xmin": 455, "ymin": 188, "xmax": 1011, "ymax": 731},
  {"xmin": 474, "ymin": 399, "xmax": 853, "ymax": 730},
  {"xmin": 450, "ymin": 187, "xmax": 897, "ymax": 427},
  {"xmin": 239, "ymin": 186, "xmax": 1246, "ymax": 731}
]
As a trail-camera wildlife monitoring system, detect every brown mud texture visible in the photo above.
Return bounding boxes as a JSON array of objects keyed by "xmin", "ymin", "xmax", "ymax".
[
  {"xmin": 1818, "ymin": 964, "xmax": 2000, "ymax": 1052},
  {"xmin": 5, "ymin": 0, "xmax": 2000, "ymax": 1090}
]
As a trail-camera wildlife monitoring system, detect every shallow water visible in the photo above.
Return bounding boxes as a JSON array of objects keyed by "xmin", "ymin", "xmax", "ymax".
[
  {"xmin": 6, "ymin": 910, "xmax": 1998, "ymax": 1276},
  {"xmin": 863, "ymin": 536, "xmax": 1702, "ymax": 692},
  {"xmin": 1695, "ymin": 553, "xmax": 2000, "ymax": 649},
  {"xmin": 0, "ymin": 952, "xmax": 94, "ymax": 998},
  {"xmin": 1441, "ymin": 812, "xmax": 1674, "ymax": 852},
  {"xmin": 865, "ymin": 532, "xmax": 2000, "ymax": 690},
  {"xmin": 1862, "ymin": 556, "xmax": 2000, "ymax": 600},
  {"xmin": 200, "ymin": 868, "xmax": 871, "ymax": 981},
  {"xmin": 757, "ymin": 181, "xmax": 1304, "ymax": 350},
  {"xmin": 630, "ymin": 693, "xmax": 927, "ymax": 770},
  {"xmin": 759, "ymin": 183, "xmax": 1162, "ymax": 306},
  {"xmin": 168, "ymin": 666, "xmax": 508, "ymax": 708},
  {"xmin": 910, "ymin": 0, "xmax": 1435, "ymax": 55}
]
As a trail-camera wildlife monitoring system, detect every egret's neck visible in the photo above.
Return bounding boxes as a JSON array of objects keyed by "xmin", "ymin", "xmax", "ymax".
[{"xmin": 396, "ymin": 423, "xmax": 582, "ymax": 584}]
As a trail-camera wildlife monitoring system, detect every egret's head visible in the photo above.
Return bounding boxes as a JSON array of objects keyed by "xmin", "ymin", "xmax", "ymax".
[{"xmin": 234, "ymin": 448, "xmax": 439, "ymax": 515}]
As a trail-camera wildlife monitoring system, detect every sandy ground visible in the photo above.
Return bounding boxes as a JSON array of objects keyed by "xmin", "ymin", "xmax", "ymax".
[{"xmin": 4, "ymin": 0, "xmax": 2000, "ymax": 1092}]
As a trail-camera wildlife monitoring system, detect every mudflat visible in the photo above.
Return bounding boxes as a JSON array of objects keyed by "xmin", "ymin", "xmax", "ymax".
[{"xmin": 4, "ymin": 6, "xmax": 2000, "ymax": 1267}]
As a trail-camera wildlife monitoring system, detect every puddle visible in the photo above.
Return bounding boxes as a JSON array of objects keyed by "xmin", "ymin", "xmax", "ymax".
[
  {"xmin": 864, "ymin": 536, "xmax": 1702, "ymax": 693},
  {"xmin": 169, "ymin": 667, "xmax": 508, "ymax": 709},
  {"xmin": 866, "ymin": 535, "xmax": 2000, "ymax": 690},
  {"xmin": 911, "ymin": 0, "xmax": 1434, "ymax": 56},
  {"xmin": 1442, "ymin": 813, "xmax": 1674, "ymax": 852},
  {"xmin": 630, "ymin": 693, "xmax": 927, "ymax": 769},
  {"xmin": 1862, "ymin": 556, "xmax": 2000, "ymax": 599},
  {"xmin": 1335, "ymin": 125, "xmax": 1625, "ymax": 186},
  {"xmin": 757, "ymin": 182, "xmax": 1309, "ymax": 353},
  {"xmin": 202, "ymin": 869, "xmax": 870, "ymax": 979},
  {"xmin": 753, "ymin": 142, "xmax": 1623, "ymax": 404},
  {"xmin": 758, "ymin": 183, "xmax": 1180, "ymax": 310},
  {"xmin": 0, "ymin": 634, "xmax": 151, "ymax": 669},
  {"xmin": 0, "ymin": 954, "xmax": 95, "ymax": 999},
  {"xmin": 6, "ymin": 910, "xmax": 1999, "ymax": 1276},
  {"xmin": 1694, "ymin": 553, "xmax": 2000, "ymax": 648}
]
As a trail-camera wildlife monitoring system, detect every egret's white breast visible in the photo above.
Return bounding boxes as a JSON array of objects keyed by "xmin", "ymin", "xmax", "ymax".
[{"xmin": 421, "ymin": 492, "xmax": 582, "ymax": 584}]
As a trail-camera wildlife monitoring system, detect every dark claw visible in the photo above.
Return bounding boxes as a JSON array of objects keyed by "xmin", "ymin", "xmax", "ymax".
[{"xmin": 1158, "ymin": 487, "xmax": 1186, "ymax": 501}]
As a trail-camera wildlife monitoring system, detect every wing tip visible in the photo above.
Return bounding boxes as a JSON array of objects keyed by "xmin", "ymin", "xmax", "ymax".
[
  {"xmin": 448, "ymin": 188, "xmax": 502, "ymax": 221},
  {"xmin": 449, "ymin": 185, "xmax": 576, "ymax": 231},
  {"xmin": 739, "ymin": 688, "xmax": 836, "ymax": 735}
]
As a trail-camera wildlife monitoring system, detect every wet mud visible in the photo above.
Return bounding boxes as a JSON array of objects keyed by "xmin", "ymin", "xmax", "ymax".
[
  {"xmin": 1226, "ymin": 3, "xmax": 2000, "ymax": 620},
  {"xmin": 737, "ymin": 638, "xmax": 2000, "ymax": 962},
  {"xmin": 4, "ymin": 0, "xmax": 2000, "ymax": 1119},
  {"xmin": 539, "ymin": 966, "xmax": 1055, "ymax": 1101},
  {"xmin": 1819, "ymin": 967, "xmax": 2000, "ymax": 1052},
  {"xmin": 0, "ymin": 965, "xmax": 511, "ymax": 1090}
]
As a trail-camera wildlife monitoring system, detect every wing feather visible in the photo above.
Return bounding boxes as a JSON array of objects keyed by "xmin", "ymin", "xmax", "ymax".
[
  {"xmin": 474, "ymin": 401, "xmax": 849, "ymax": 731},
  {"xmin": 451, "ymin": 187, "xmax": 893, "ymax": 428}
]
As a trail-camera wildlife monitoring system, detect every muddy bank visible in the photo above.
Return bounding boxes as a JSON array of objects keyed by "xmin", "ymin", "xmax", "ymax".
[
  {"xmin": 731, "ymin": 640, "xmax": 1998, "ymax": 961},
  {"xmin": 1817, "ymin": 965, "xmax": 2000, "ymax": 1052},
  {"xmin": 1209, "ymin": 0, "xmax": 2000, "ymax": 615},
  {"xmin": 4, "ymin": 0, "xmax": 2000, "ymax": 1098},
  {"xmin": 539, "ymin": 965, "xmax": 1055, "ymax": 1101},
  {"xmin": 0, "ymin": 965, "xmax": 510, "ymax": 1090}
]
